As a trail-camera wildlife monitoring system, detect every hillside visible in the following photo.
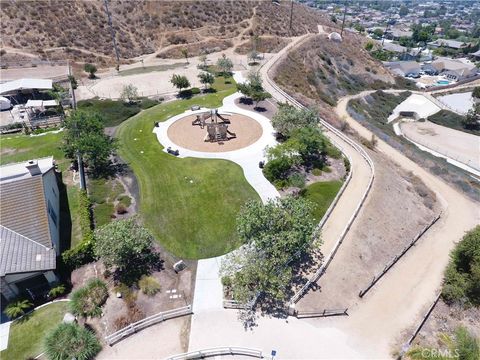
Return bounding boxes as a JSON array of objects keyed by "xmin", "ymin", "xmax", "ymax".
[
  {"xmin": 0, "ymin": 0, "xmax": 331, "ymax": 66},
  {"xmin": 272, "ymin": 31, "xmax": 400, "ymax": 124}
]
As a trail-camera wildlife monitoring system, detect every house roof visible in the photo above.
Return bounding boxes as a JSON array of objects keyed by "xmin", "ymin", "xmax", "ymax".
[
  {"xmin": 428, "ymin": 39, "xmax": 470, "ymax": 49},
  {"xmin": 386, "ymin": 61, "xmax": 421, "ymax": 75},
  {"xmin": 432, "ymin": 58, "xmax": 476, "ymax": 76},
  {"xmin": 0, "ymin": 225, "xmax": 56, "ymax": 277},
  {"xmin": 0, "ymin": 158, "xmax": 55, "ymax": 249},
  {"xmin": 0, "ymin": 78, "xmax": 53, "ymax": 95}
]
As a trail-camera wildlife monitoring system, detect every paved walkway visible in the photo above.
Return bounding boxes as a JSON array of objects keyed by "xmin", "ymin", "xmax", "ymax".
[
  {"xmin": 153, "ymin": 84, "xmax": 280, "ymax": 314},
  {"xmin": 0, "ymin": 322, "xmax": 11, "ymax": 351}
]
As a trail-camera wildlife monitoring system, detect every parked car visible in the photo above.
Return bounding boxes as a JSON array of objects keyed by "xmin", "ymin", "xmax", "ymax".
[{"xmin": 405, "ymin": 73, "xmax": 420, "ymax": 79}]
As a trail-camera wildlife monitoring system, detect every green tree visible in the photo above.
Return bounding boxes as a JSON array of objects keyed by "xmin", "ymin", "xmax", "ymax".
[
  {"xmin": 84, "ymin": 63, "xmax": 97, "ymax": 79},
  {"xmin": 399, "ymin": 5, "xmax": 409, "ymax": 17},
  {"xmin": 198, "ymin": 54, "xmax": 208, "ymax": 69},
  {"xmin": 198, "ymin": 71, "xmax": 215, "ymax": 90},
  {"xmin": 3, "ymin": 299, "xmax": 32, "ymax": 319},
  {"xmin": 221, "ymin": 197, "xmax": 317, "ymax": 304},
  {"xmin": 181, "ymin": 48, "xmax": 189, "ymax": 64},
  {"xmin": 62, "ymin": 110, "xmax": 117, "ymax": 176},
  {"xmin": 442, "ymin": 226, "xmax": 480, "ymax": 305},
  {"xmin": 170, "ymin": 74, "xmax": 191, "ymax": 93},
  {"xmin": 472, "ymin": 87, "xmax": 480, "ymax": 99},
  {"xmin": 216, "ymin": 54, "xmax": 233, "ymax": 76},
  {"xmin": 120, "ymin": 84, "xmax": 139, "ymax": 103},
  {"xmin": 94, "ymin": 218, "xmax": 156, "ymax": 283},
  {"xmin": 250, "ymin": 89, "xmax": 271, "ymax": 109},
  {"xmin": 462, "ymin": 104, "xmax": 479, "ymax": 131},
  {"xmin": 373, "ymin": 28, "xmax": 384, "ymax": 39},
  {"xmin": 271, "ymin": 103, "xmax": 320, "ymax": 137},
  {"xmin": 44, "ymin": 323, "xmax": 101, "ymax": 360}
]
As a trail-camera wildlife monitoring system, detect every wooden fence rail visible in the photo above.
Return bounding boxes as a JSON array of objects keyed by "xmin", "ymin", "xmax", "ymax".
[
  {"xmin": 167, "ymin": 347, "xmax": 263, "ymax": 360},
  {"xmin": 358, "ymin": 213, "xmax": 441, "ymax": 298},
  {"xmin": 294, "ymin": 308, "xmax": 348, "ymax": 319},
  {"xmin": 105, "ymin": 305, "xmax": 192, "ymax": 345}
]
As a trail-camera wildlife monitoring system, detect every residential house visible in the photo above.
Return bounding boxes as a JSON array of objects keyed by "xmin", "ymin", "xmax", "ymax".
[
  {"xmin": 431, "ymin": 57, "xmax": 478, "ymax": 81},
  {"xmin": 428, "ymin": 39, "xmax": 471, "ymax": 50},
  {"xmin": 0, "ymin": 157, "xmax": 60, "ymax": 302},
  {"xmin": 379, "ymin": 41, "xmax": 420, "ymax": 61},
  {"xmin": 384, "ymin": 61, "xmax": 422, "ymax": 77}
]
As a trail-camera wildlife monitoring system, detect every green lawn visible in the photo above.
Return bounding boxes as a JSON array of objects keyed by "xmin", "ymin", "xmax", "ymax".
[
  {"xmin": 0, "ymin": 132, "xmax": 82, "ymax": 247},
  {"xmin": 427, "ymin": 110, "xmax": 479, "ymax": 136},
  {"xmin": 77, "ymin": 98, "xmax": 160, "ymax": 127},
  {"xmin": 302, "ymin": 181, "xmax": 343, "ymax": 222},
  {"xmin": 116, "ymin": 76, "xmax": 260, "ymax": 259},
  {"xmin": 0, "ymin": 302, "xmax": 69, "ymax": 360}
]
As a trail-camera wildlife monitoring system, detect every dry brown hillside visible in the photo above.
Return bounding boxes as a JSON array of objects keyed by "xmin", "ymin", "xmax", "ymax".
[
  {"xmin": 0, "ymin": 0, "xmax": 331, "ymax": 65},
  {"xmin": 272, "ymin": 31, "xmax": 405, "ymax": 125}
]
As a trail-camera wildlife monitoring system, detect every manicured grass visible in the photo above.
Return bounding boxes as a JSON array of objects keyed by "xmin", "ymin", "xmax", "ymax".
[
  {"xmin": 116, "ymin": 76, "xmax": 260, "ymax": 259},
  {"xmin": 119, "ymin": 63, "xmax": 185, "ymax": 76},
  {"xmin": 0, "ymin": 301, "xmax": 69, "ymax": 360},
  {"xmin": 0, "ymin": 132, "xmax": 83, "ymax": 246},
  {"xmin": 428, "ymin": 110, "xmax": 479, "ymax": 136},
  {"xmin": 77, "ymin": 98, "xmax": 161, "ymax": 127},
  {"xmin": 302, "ymin": 181, "xmax": 343, "ymax": 221}
]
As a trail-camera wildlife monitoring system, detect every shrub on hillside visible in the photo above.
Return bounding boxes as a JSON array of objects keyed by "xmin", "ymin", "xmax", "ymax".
[{"xmin": 442, "ymin": 226, "xmax": 480, "ymax": 306}]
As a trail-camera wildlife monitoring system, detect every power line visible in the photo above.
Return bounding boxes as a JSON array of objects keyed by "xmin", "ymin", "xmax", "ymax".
[{"xmin": 103, "ymin": 0, "xmax": 120, "ymax": 70}]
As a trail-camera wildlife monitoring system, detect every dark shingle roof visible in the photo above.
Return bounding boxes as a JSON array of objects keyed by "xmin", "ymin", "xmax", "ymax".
[
  {"xmin": 0, "ymin": 175, "xmax": 52, "ymax": 248},
  {"xmin": 0, "ymin": 225, "xmax": 56, "ymax": 276}
]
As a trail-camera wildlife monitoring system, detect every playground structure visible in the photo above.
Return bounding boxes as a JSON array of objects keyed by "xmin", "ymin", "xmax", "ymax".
[{"xmin": 192, "ymin": 109, "xmax": 237, "ymax": 143}]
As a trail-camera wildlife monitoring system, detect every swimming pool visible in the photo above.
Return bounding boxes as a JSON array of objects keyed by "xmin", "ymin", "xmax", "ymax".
[{"xmin": 436, "ymin": 80, "xmax": 450, "ymax": 85}]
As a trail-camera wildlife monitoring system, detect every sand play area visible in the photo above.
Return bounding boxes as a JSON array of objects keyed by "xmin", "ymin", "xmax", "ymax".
[{"xmin": 167, "ymin": 113, "xmax": 263, "ymax": 152}]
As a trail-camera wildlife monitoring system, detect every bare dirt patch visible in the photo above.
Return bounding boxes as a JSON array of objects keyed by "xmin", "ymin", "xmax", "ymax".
[
  {"xmin": 234, "ymin": 97, "xmax": 278, "ymax": 120},
  {"xmin": 295, "ymin": 150, "xmax": 440, "ymax": 311},
  {"xmin": 167, "ymin": 113, "xmax": 263, "ymax": 152},
  {"xmin": 70, "ymin": 249, "xmax": 195, "ymax": 341}
]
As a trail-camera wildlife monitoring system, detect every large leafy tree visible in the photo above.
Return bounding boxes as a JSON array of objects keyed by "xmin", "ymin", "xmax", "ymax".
[
  {"xmin": 221, "ymin": 197, "xmax": 317, "ymax": 304},
  {"xmin": 271, "ymin": 103, "xmax": 320, "ymax": 137},
  {"xmin": 62, "ymin": 110, "xmax": 116, "ymax": 176},
  {"xmin": 216, "ymin": 54, "xmax": 233, "ymax": 76},
  {"xmin": 94, "ymin": 218, "xmax": 156, "ymax": 284},
  {"xmin": 236, "ymin": 72, "xmax": 271, "ymax": 109},
  {"xmin": 170, "ymin": 74, "xmax": 191, "ymax": 93},
  {"xmin": 198, "ymin": 71, "xmax": 215, "ymax": 90}
]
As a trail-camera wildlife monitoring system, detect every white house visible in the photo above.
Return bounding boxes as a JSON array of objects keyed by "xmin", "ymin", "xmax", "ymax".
[
  {"xmin": 431, "ymin": 57, "xmax": 478, "ymax": 81},
  {"xmin": 0, "ymin": 157, "xmax": 60, "ymax": 302}
]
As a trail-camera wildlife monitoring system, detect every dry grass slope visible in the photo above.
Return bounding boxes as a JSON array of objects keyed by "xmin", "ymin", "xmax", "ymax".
[{"xmin": 0, "ymin": 0, "xmax": 331, "ymax": 65}]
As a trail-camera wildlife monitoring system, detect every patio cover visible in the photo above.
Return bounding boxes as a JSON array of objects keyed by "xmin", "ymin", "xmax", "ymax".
[
  {"xmin": 25, "ymin": 99, "xmax": 58, "ymax": 108},
  {"xmin": 0, "ymin": 78, "xmax": 53, "ymax": 95}
]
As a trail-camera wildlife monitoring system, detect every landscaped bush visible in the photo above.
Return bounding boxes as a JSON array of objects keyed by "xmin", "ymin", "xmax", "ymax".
[
  {"xmin": 62, "ymin": 190, "xmax": 94, "ymax": 269},
  {"xmin": 138, "ymin": 275, "xmax": 161, "ymax": 296},
  {"xmin": 69, "ymin": 278, "xmax": 108, "ymax": 318},
  {"xmin": 139, "ymin": 97, "xmax": 160, "ymax": 110},
  {"xmin": 44, "ymin": 323, "xmax": 101, "ymax": 360},
  {"xmin": 4, "ymin": 299, "xmax": 33, "ymax": 319},
  {"xmin": 442, "ymin": 226, "xmax": 480, "ymax": 306},
  {"xmin": 116, "ymin": 203, "xmax": 128, "ymax": 214},
  {"xmin": 48, "ymin": 284, "xmax": 66, "ymax": 299}
]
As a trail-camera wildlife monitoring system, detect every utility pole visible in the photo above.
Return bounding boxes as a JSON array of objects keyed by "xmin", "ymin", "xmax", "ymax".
[
  {"xmin": 340, "ymin": 1, "xmax": 347, "ymax": 38},
  {"xmin": 289, "ymin": 0, "xmax": 294, "ymax": 36},
  {"xmin": 68, "ymin": 61, "xmax": 86, "ymax": 191},
  {"xmin": 103, "ymin": 0, "xmax": 120, "ymax": 70}
]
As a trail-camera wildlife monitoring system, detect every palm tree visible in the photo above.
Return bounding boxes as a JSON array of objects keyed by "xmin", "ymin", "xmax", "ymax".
[{"xmin": 4, "ymin": 299, "xmax": 33, "ymax": 319}]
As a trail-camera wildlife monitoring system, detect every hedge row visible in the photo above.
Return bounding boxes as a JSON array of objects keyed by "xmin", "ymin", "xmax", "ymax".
[{"xmin": 62, "ymin": 190, "xmax": 95, "ymax": 268}]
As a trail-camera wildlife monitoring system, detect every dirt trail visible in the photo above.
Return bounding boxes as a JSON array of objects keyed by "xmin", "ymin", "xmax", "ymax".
[{"xmin": 334, "ymin": 95, "xmax": 479, "ymax": 355}]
